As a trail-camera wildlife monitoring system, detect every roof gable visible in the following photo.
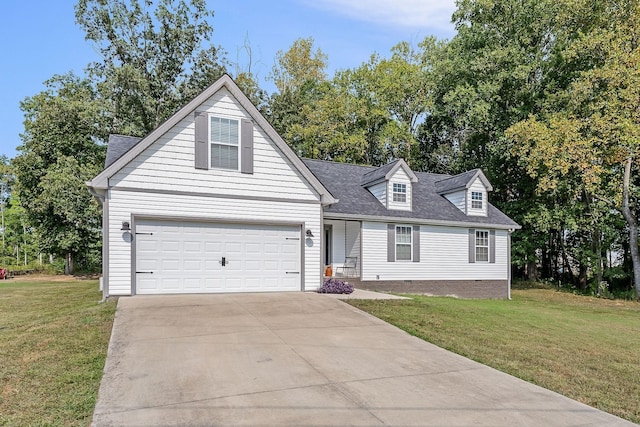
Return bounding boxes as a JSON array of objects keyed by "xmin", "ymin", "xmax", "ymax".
[
  {"xmin": 361, "ymin": 159, "xmax": 418, "ymax": 187},
  {"xmin": 88, "ymin": 74, "xmax": 335, "ymax": 205},
  {"xmin": 434, "ymin": 169, "xmax": 493, "ymax": 195}
]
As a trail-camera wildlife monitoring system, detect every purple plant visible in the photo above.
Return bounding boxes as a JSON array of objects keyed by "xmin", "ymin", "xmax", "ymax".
[{"xmin": 317, "ymin": 278, "xmax": 354, "ymax": 294}]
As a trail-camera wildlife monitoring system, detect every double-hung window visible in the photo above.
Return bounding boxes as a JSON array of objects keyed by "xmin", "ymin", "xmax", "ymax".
[
  {"xmin": 393, "ymin": 183, "xmax": 407, "ymax": 203},
  {"xmin": 396, "ymin": 225, "xmax": 412, "ymax": 261},
  {"xmin": 475, "ymin": 230, "xmax": 489, "ymax": 262},
  {"xmin": 471, "ymin": 191, "xmax": 483, "ymax": 209},
  {"xmin": 210, "ymin": 116, "xmax": 239, "ymax": 170}
]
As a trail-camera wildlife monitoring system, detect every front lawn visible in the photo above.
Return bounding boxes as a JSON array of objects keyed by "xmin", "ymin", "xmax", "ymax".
[
  {"xmin": 0, "ymin": 277, "xmax": 116, "ymax": 426},
  {"xmin": 348, "ymin": 288, "xmax": 640, "ymax": 424}
]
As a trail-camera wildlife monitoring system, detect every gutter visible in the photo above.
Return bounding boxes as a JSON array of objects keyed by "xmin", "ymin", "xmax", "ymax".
[
  {"xmin": 86, "ymin": 183, "xmax": 106, "ymax": 205},
  {"xmin": 323, "ymin": 212, "xmax": 522, "ymax": 231}
]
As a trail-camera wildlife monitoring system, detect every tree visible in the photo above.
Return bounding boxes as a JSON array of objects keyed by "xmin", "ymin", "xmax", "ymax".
[
  {"xmin": 0, "ymin": 156, "xmax": 14, "ymax": 250},
  {"xmin": 13, "ymin": 73, "xmax": 107, "ymax": 274},
  {"xmin": 269, "ymin": 37, "xmax": 328, "ymax": 94},
  {"xmin": 508, "ymin": 2, "xmax": 640, "ymax": 297},
  {"xmin": 75, "ymin": 0, "xmax": 228, "ymax": 135},
  {"xmin": 266, "ymin": 37, "xmax": 329, "ymax": 153},
  {"xmin": 34, "ymin": 157, "xmax": 102, "ymax": 274}
]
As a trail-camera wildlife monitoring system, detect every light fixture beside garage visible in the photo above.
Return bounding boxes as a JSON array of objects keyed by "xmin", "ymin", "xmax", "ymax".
[
  {"xmin": 121, "ymin": 221, "xmax": 131, "ymax": 231},
  {"xmin": 306, "ymin": 229, "xmax": 314, "ymax": 238}
]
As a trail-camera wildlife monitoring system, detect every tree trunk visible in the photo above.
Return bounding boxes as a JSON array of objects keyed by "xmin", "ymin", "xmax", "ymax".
[
  {"xmin": 620, "ymin": 157, "xmax": 640, "ymax": 299},
  {"xmin": 594, "ymin": 228, "xmax": 603, "ymax": 296},
  {"xmin": 64, "ymin": 252, "xmax": 74, "ymax": 275}
]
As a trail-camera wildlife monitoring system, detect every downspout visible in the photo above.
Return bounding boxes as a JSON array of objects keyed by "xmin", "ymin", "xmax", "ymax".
[{"xmin": 508, "ymin": 229, "xmax": 513, "ymax": 300}]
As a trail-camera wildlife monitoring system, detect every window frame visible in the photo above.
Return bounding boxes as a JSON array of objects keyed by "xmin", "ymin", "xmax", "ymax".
[
  {"xmin": 209, "ymin": 115, "xmax": 240, "ymax": 171},
  {"xmin": 395, "ymin": 225, "xmax": 412, "ymax": 261},
  {"xmin": 392, "ymin": 183, "xmax": 407, "ymax": 203},
  {"xmin": 475, "ymin": 229, "xmax": 489, "ymax": 262},
  {"xmin": 471, "ymin": 191, "xmax": 483, "ymax": 210}
]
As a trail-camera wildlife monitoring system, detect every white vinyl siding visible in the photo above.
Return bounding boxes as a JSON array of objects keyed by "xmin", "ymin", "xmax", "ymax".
[
  {"xmin": 109, "ymin": 88, "xmax": 319, "ymax": 202},
  {"xmin": 361, "ymin": 222, "xmax": 508, "ymax": 281},
  {"xmin": 387, "ymin": 168, "xmax": 412, "ymax": 211},
  {"xmin": 445, "ymin": 190, "xmax": 466, "ymax": 213},
  {"xmin": 467, "ymin": 178, "xmax": 488, "ymax": 216},
  {"xmin": 368, "ymin": 182, "xmax": 387, "ymax": 207},
  {"xmin": 106, "ymin": 189, "xmax": 321, "ymax": 296}
]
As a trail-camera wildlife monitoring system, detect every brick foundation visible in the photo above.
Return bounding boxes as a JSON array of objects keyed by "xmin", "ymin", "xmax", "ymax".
[{"xmin": 346, "ymin": 278, "xmax": 509, "ymax": 299}]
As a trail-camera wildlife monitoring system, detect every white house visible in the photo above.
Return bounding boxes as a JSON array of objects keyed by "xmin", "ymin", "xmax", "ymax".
[{"xmin": 87, "ymin": 74, "xmax": 520, "ymax": 299}]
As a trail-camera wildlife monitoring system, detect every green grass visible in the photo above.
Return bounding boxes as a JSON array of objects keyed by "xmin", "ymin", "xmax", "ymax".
[
  {"xmin": 0, "ymin": 278, "xmax": 116, "ymax": 427},
  {"xmin": 348, "ymin": 289, "xmax": 640, "ymax": 424}
]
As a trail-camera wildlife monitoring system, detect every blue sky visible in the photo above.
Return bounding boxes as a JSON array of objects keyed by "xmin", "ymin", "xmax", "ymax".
[{"xmin": 0, "ymin": 0, "xmax": 456, "ymax": 158}]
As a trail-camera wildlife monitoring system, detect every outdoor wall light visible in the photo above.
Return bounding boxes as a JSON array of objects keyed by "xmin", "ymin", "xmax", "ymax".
[
  {"xmin": 121, "ymin": 221, "xmax": 131, "ymax": 231},
  {"xmin": 306, "ymin": 229, "xmax": 314, "ymax": 238}
]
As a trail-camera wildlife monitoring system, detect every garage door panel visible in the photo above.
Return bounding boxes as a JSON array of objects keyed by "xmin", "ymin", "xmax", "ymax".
[
  {"xmin": 184, "ymin": 241, "xmax": 202, "ymax": 252},
  {"xmin": 161, "ymin": 241, "xmax": 180, "ymax": 252},
  {"xmin": 135, "ymin": 219, "xmax": 301, "ymax": 294},
  {"xmin": 160, "ymin": 278, "xmax": 181, "ymax": 291}
]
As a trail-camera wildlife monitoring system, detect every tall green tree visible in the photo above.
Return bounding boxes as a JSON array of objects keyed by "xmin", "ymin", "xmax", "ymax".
[
  {"xmin": 421, "ymin": 0, "xmax": 568, "ymax": 280},
  {"xmin": 13, "ymin": 74, "xmax": 107, "ymax": 273},
  {"xmin": 75, "ymin": 0, "xmax": 227, "ymax": 135},
  {"xmin": 508, "ymin": 0, "xmax": 640, "ymax": 297}
]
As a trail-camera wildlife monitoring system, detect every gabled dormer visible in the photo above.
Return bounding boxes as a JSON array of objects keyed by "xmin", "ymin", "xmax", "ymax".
[
  {"xmin": 435, "ymin": 169, "xmax": 493, "ymax": 217},
  {"xmin": 361, "ymin": 159, "xmax": 418, "ymax": 211}
]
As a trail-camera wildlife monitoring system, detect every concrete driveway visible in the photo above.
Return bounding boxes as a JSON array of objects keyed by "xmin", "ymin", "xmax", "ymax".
[{"xmin": 92, "ymin": 293, "xmax": 635, "ymax": 426}]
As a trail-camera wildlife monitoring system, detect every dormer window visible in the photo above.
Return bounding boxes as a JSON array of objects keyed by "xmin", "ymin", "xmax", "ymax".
[
  {"xmin": 471, "ymin": 191, "xmax": 483, "ymax": 209},
  {"xmin": 393, "ymin": 183, "xmax": 407, "ymax": 203}
]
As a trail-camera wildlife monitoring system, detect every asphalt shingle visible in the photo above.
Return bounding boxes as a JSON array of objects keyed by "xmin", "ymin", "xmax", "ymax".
[
  {"xmin": 105, "ymin": 134, "xmax": 142, "ymax": 168},
  {"xmin": 304, "ymin": 159, "xmax": 519, "ymax": 228}
]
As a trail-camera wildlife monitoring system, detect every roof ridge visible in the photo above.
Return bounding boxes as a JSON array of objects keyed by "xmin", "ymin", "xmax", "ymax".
[{"xmin": 434, "ymin": 168, "xmax": 479, "ymax": 184}]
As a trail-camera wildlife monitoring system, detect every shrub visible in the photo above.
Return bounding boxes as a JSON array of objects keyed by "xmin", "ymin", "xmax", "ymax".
[{"xmin": 317, "ymin": 278, "xmax": 354, "ymax": 294}]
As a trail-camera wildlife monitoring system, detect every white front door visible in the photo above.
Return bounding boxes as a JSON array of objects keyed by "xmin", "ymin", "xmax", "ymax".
[{"xmin": 135, "ymin": 219, "xmax": 302, "ymax": 294}]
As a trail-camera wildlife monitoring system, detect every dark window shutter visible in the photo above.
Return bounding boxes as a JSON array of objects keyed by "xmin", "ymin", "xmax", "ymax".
[
  {"xmin": 489, "ymin": 230, "xmax": 496, "ymax": 263},
  {"xmin": 412, "ymin": 225, "xmax": 420, "ymax": 262},
  {"xmin": 194, "ymin": 112, "xmax": 208, "ymax": 170},
  {"xmin": 387, "ymin": 224, "xmax": 395, "ymax": 262},
  {"xmin": 240, "ymin": 119, "xmax": 254, "ymax": 174},
  {"xmin": 468, "ymin": 229, "xmax": 476, "ymax": 263}
]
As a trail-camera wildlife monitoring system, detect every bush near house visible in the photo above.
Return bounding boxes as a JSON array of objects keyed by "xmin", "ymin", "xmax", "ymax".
[{"xmin": 317, "ymin": 278, "xmax": 354, "ymax": 294}]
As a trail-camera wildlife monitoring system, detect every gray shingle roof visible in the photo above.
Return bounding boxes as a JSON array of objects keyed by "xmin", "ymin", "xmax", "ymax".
[
  {"xmin": 434, "ymin": 169, "xmax": 479, "ymax": 194},
  {"xmin": 360, "ymin": 160, "xmax": 401, "ymax": 186},
  {"xmin": 304, "ymin": 159, "xmax": 519, "ymax": 228},
  {"xmin": 104, "ymin": 134, "xmax": 142, "ymax": 168}
]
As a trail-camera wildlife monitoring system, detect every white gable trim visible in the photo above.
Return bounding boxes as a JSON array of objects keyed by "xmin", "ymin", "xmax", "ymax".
[
  {"xmin": 467, "ymin": 170, "xmax": 493, "ymax": 192},
  {"xmin": 88, "ymin": 74, "xmax": 336, "ymax": 205},
  {"xmin": 385, "ymin": 159, "xmax": 418, "ymax": 183},
  {"xmin": 438, "ymin": 170, "xmax": 494, "ymax": 195}
]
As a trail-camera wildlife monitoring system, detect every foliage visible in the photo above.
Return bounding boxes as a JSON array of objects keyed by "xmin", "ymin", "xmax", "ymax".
[
  {"xmin": 317, "ymin": 278, "xmax": 354, "ymax": 294},
  {"xmin": 269, "ymin": 36, "xmax": 328, "ymax": 94},
  {"xmin": 75, "ymin": 0, "xmax": 228, "ymax": 135},
  {"xmin": 13, "ymin": 74, "xmax": 107, "ymax": 273},
  {"xmin": 349, "ymin": 289, "xmax": 640, "ymax": 423},
  {"xmin": 507, "ymin": 0, "xmax": 640, "ymax": 296}
]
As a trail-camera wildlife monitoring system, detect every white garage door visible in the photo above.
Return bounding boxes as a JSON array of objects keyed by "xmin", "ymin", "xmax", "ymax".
[{"xmin": 135, "ymin": 219, "xmax": 302, "ymax": 294}]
